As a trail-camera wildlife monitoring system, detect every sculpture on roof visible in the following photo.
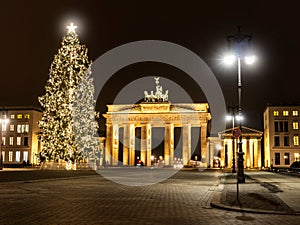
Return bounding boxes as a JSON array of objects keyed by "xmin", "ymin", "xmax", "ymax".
[{"xmin": 144, "ymin": 77, "xmax": 169, "ymax": 102}]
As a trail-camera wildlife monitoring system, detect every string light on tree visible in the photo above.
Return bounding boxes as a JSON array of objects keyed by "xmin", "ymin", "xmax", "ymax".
[{"xmin": 39, "ymin": 23, "xmax": 99, "ymax": 169}]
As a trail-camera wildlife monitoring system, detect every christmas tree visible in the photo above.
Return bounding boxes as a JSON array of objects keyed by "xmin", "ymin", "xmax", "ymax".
[
  {"xmin": 39, "ymin": 23, "xmax": 98, "ymax": 167},
  {"xmin": 72, "ymin": 66, "xmax": 100, "ymax": 161}
]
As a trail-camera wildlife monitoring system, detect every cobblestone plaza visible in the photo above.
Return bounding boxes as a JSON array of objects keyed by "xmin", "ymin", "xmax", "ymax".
[{"xmin": 0, "ymin": 169, "xmax": 299, "ymax": 225}]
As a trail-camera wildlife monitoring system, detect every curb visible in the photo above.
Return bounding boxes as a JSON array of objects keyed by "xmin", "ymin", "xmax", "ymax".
[{"xmin": 0, "ymin": 174, "xmax": 100, "ymax": 184}]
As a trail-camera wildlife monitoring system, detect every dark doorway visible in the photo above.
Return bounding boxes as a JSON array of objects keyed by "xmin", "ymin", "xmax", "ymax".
[
  {"xmin": 118, "ymin": 127, "xmax": 124, "ymax": 166},
  {"xmin": 174, "ymin": 127, "xmax": 183, "ymax": 159},
  {"xmin": 152, "ymin": 127, "xmax": 165, "ymax": 160},
  {"xmin": 191, "ymin": 127, "xmax": 200, "ymax": 161},
  {"xmin": 135, "ymin": 127, "xmax": 141, "ymax": 165}
]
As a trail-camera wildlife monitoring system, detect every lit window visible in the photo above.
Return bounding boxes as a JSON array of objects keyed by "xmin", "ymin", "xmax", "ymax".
[
  {"xmin": 8, "ymin": 151, "xmax": 13, "ymax": 162},
  {"xmin": 283, "ymin": 111, "xmax": 289, "ymax": 116},
  {"xmin": 293, "ymin": 111, "xmax": 299, "ymax": 116},
  {"xmin": 10, "ymin": 114, "xmax": 15, "ymax": 119},
  {"xmin": 25, "ymin": 124, "xmax": 29, "ymax": 133},
  {"xmin": 2, "ymin": 137, "xmax": 5, "ymax": 145},
  {"xmin": 9, "ymin": 137, "xmax": 13, "ymax": 145},
  {"xmin": 2, "ymin": 123, "xmax": 7, "ymax": 132},
  {"xmin": 10, "ymin": 124, "xmax": 14, "ymax": 131},
  {"xmin": 293, "ymin": 122, "xmax": 299, "ymax": 130},
  {"xmin": 17, "ymin": 124, "xmax": 21, "ymax": 133},
  {"xmin": 2, "ymin": 151, "xmax": 5, "ymax": 162},
  {"xmin": 273, "ymin": 111, "xmax": 279, "ymax": 116},
  {"xmin": 24, "ymin": 114, "xmax": 30, "ymax": 119},
  {"xmin": 17, "ymin": 137, "xmax": 21, "ymax": 146},
  {"xmin": 294, "ymin": 136, "xmax": 299, "ymax": 146},
  {"xmin": 17, "ymin": 114, "xmax": 22, "ymax": 119},
  {"xmin": 23, "ymin": 151, "xmax": 28, "ymax": 162},
  {"xmin": 17, "ymin": 124, "xmax": 28, "ymax": 133},
  {"xmin": 16, "ymin": 151, "xmax": 20, "ymax": 162}
]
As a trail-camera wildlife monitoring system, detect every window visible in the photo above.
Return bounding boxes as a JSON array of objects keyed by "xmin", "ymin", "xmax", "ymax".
[
  {"xmin": 17, "ymin": 137, "xmax": 21, "ymax": 146},
  {"xmin": 293, "ymin": 122, "xmax": 299, "ymax": 130},
  {"xmin": 274, "ymin": 136, "xmax": 280, "ymax": 146},
  {"xmin": 8, "ymin": 151, "xmax": 13, "ymax": 162},
  {"xmin": 10, "ymin": 114, "xmax": 15, "ymax": 119},
  {"xmin": 1, "ymin": 151, "xmax": 5, "ymax": 162},
  {"xmin": 293, "ymin": 110, "xmax": 299, "ymax": 116},
  {"xmin": 275, "ymin": 153, "xmax": 280, "ymax": 165},
  {"xmin": 2, "ymin": 137, "xmax": 5, "ymax": 145},
  {"xmin": 283, "ymin": 111, "xmax": 289, "ymax": 116},
  {"xmin": 294, "ymin": 136, "xmax": 299, "ymax": 146},
  {"xmin": 17, "ymin": 114, "xmax": 22, "ymax": 119},
  {"xmin": 25, "ymin": 124, "xmax": 29, "ymax": 133},
  {"xmin": 284, "ymin": 136, "xmax": 289, "ymax": 146},
  {"xmin": 273, "ymin": 111, "xmax": 279, "ymax": 116},
  {"xmin": 2, "ymin": 123, "xmax": 7, "ymax": 131},
  {"xmin": 10, "ymin": 124, "xmax": 14, "ymax": 131},
  {"xmin": 284, "ymin": 153, "xmax": 290, "ymax": 165},
  {"xmin": 283, "ymin": 121, "xmax": 288, "ymax": 132},
  {"xmin": 16, "ymin": 151, "xmax": 20, "ymax": 162},
  {"xmin": 24, "ymin": 114, "xmax": 30, "ymax": 119},
  {"xmin": 23, "ymin": 151, "xmax": 28, "ymax": 162},
  {"xmin": 274, "ymin": 121, "xmax": 279, "ymax": 132},
  {"xmin": 17, "ymin": 124, "xmax": 21, "ymax": 133},
  {"xmin": 274, "ymin": 121, "xmax": 288, "ymax": 132},
  {"xmin": 17, "ymin": 124, "xmax": 28, "ymax": 133},
  {"xmin": 24, "ymin": 137, "xmax": 29, "ymax": 146},
  {"xmin": 9, "ymin": 137, "xmax": 13, "ymax": 145}
]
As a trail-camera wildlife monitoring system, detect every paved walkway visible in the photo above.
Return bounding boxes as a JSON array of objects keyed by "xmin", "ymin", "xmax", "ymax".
[
  {"xmin": 0, "ymin": 168, "xmax": 299, "ymax": 224},
  {"xmin": 211, "ymin": 170, "xmax": 300, "ymax": 215}
]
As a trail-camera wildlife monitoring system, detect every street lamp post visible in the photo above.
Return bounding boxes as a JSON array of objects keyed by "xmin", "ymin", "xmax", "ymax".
[
  {"xmin": 224, "ymin": 26, "xmax": 256, "ymax": 183},
  {"xmin": 226, "ymin": 110, "xmax": 236, "ymax": 173},
  {"xmin": 0, "ymin": 110, "xmax": 9, "ymax": 170},
  {"xmin": 236, "ymin": 55, "xmax": 245, "ymax": 183}
]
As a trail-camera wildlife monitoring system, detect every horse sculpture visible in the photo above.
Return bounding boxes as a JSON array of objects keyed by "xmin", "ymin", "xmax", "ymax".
[{"xmin": 144, "ymin": 77, "xmax": 169, "ymax": 102}]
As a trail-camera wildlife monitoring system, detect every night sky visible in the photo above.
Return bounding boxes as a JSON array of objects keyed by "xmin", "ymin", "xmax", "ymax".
[{"xmin": 1, "ymin": 0, "xmax": 300, "ymax": 132}]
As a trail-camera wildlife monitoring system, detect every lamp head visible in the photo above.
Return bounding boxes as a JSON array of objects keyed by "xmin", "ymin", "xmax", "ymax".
[{"xmin": 245, "ymin": 55, "xmax": 257, "ymax": 65}]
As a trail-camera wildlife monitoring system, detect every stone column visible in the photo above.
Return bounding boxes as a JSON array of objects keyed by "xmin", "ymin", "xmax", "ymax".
[
  {"xmin": 146, "ymin": 124, "xmax": 152, "ymax": 166},
  {"xmin": 105, "ymin": 124, "xmax": 112, "ymax": 165},
  {"xmin": 164, "ymin": 123, "xmax": 174, "ymax": 166},
  {"xmin": 182, "ymin": 123, "xmax": 191, "ymax": 166},
  {"xmin": 220, "ymin": 140, "xmax": 225, "ymax": 167},
  {"xmin": 227, "ymin": 139, "xmax": 233, "ymax": 168},
  {"xmin": 201, "ymin": 124, "xmax": 207, "ymax": 164},
  {"xmin": 123, "ymin": 125, "xmax": 129, "ymax": 166},
  {"xmin": 129, "ymin": 124, "xmax": 135, "ymax": 166},
  {"xmin": 246, "ymin": 138, "xmax": 250, "ymax": 168},
  {"xmin": 141, "ymin": 124, "xmax": 151, "ymax": 166},
  {"xmin": 257, "ymin": 138, "xmax": 262, "ymax": 168},
  {"xmin": 112, "ymin": 124, "xmax": 119, "ymax": 166}
]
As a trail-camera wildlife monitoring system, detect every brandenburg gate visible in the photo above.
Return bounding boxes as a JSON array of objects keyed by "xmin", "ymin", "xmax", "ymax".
[{"xmin": 103, "ymin": 77, "xmax": 211, "ymax": 167}]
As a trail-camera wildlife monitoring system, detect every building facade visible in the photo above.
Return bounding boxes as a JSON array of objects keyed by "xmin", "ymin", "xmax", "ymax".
[
  {"xmin": 264, "ymin": 106, "xmax": 300, "ymax": 168},
  {"xmin": 103, "ymin": 102, "xmax": 211, "ymax": 167},
  {"xmin": 219, "ymin": 126, "xmax": 263, "ymax": 169},
  {"xmin": 1, "ymin": 106, "xmax": 42, "ymax": 167}
]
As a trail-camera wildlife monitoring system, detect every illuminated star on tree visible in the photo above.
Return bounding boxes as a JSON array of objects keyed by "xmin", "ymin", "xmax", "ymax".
[{"xmin": 67, "ymin": 22, "xmax": 77, "ymax": 33}]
